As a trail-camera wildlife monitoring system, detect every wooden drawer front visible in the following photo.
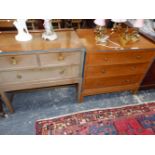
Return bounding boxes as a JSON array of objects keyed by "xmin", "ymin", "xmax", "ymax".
[
  {"xmin": 84, "ymin": 75, "xmax": 142, "ymax": 89},
  {"xmin": 39, "ymin": 52, "xmax": 81, "ymax": 67},
  {"xmin": 85, "ymin": 63, "xmax": 149, "ymax": 78},
  {"xmin": 0, "ymin": 55, "xmax": 38, "ymax": 71},
  {"xmin": 0, "ymin": 66, "xmax": 80, "ymax": 84},
  {"xmin": 87, "ymin": 51, "xmax": 154, "ymax": 65}
]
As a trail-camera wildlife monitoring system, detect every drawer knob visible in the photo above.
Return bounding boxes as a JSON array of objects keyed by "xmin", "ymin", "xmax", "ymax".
[
  {"xmin": 103, "ymin": 57, "xmax": 108, "ymax": 61},
  {"xmin": 58, "ymin": 53, "xmax": 64, "ymax": 61},
  {"xmin": 122, "ymin": 79, "xmax": 130, "ymax": 83},
  {"xmin": 11, "ymin": 57, "xmax": 17, "ymax": 65},
  {"xmin": 101, "ymin": 69, "xmax": 106, "ymax": 74},
  {"xmin": 131, "ymin": 66, "xmax": 136, "ymax": 70},
  {"xmin": 17, "ymin": 74, "xmax": 22, "ymax": 79},
  {"xmin": 136, "ymin": 55, "xmax": 142, "ymax": 59},
  {"xmin": 59, "ymin": 69, "xmax": 65, "ymax": 74}
]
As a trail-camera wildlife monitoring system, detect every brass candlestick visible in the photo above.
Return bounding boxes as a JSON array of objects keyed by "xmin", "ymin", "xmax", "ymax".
[
  {"xmin": 119, "ymin": 26, "xmax": 140, "ymax": 47},
  {"xmin": 94, "ymin": 25, "xmax": 108, "ymax": 44},
  {"xmin": 111, "ymin": 22, "xmax": 123, "ymax": 34}
]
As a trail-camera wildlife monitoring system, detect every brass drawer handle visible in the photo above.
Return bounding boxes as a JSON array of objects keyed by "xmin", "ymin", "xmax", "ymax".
[
  {"xmin": 131, "ymin": 66, "xmax": 136, "ymax": 70},
  {"xmin": 16, "ymin": 74, "xmax": 22, "ymax": 79},
  {"xmin": 136, "ymin": 55, "xmax": 142, "ymax": 59},
  {"xmin": 101, "ymin": 69, "xmax": 106, "ymax": 74},
  {"xmin": 122, "ymin": 79, "xmax": 130, "ymax": 83},
  {"xmin": 103, "ymin": 57, "xmax": 108, "ymax": 61},
  {"xmin": 58, "ymin": 53, "xmax": 64, "ymax": 61},
  {"xmin": 59, "ymin": 69, "xmax": 65, "ymax": 74},
  {"xmin": 11, "ymin": 57, "xmax": 17, "ymax": 65}
]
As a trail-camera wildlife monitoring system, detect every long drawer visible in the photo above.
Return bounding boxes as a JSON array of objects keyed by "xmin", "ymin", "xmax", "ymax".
[
  {"xmin": 0, "ymin": 65, "xmax": 80, "ymax": 84},
  {"xmin": 87, "ymin": 51, "xmax": 154, "ymax": 65},
  {"xmin": 84, "ymin": 74, "xmax": 142, "ymax": 89},
  {"xmin": 39, "ymin": 51, "xmax": 81, "ymax": 67},
  {"xmin": 85, "ymin": 62, "xmax": 149, "ymax": 78},
  {"xmin": 0, "ymin": 54, "xmax": 38, "ymax": 71}
]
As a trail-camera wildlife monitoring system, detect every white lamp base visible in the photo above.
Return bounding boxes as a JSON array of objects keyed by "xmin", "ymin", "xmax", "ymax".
[
  {"xmin": 15, "ymin": 33, "xmax": 32, "ymax": 41},
  {"xmin": 42, "ymin": 32, "xmax": 57, "ymax": 41}
]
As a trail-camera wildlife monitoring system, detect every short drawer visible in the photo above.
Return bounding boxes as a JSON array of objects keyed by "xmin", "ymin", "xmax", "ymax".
[
  {"xmin": 0, "ymin": 54, "xmax": 38, "ymax": 71},
  {"xmin": 85, "ymin": 63, "xmax": 149, "ymax": 78},
  {"xmin": 39, "ymin": 52, "xmax": 81, "ymax": 67},
  {"xmin": 0, "ymin": 65, "xmax": 80, "ymax": 84},
  {"xmin": 84, "ymin": 74, "xmax": 142, "ymax": 89},
  {"xmin": 87, "ymin": 51, "xmax": 154, "ymax": 65}
]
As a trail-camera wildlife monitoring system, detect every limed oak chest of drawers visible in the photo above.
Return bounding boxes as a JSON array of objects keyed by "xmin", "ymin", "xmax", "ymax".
[
  {"xmin": 0, "ymin": 30, "xmax": 85, "ymax": 113},
  {"xmin": 76, "ymin": 29, "xmax": 155, "ymax": 101}
]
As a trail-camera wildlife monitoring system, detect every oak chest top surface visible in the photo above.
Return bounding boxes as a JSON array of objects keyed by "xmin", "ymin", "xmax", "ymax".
[
  {"xmin": 76, "ymin": 29, "xmax": 155, "ymax": 51},
  {"xmin": 0, "ymin": 30, "xmax": 84, "ymax": 53}
]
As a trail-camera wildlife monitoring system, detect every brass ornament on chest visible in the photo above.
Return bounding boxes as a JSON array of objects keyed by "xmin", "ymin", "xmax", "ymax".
[{"xmin": 10, "ymin": 57, "xmax": 17, "ymax": 65}]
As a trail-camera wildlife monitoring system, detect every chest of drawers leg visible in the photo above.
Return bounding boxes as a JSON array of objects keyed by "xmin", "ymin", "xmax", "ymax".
[{"xmin": 0, "ymin": 90, "xmax": 14, "ymax": 113}]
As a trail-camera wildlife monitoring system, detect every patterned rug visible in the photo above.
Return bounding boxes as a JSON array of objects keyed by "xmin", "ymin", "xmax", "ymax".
[{"xmin": 35, "ymin": 102, "xmax": 155, "ymax": 135}]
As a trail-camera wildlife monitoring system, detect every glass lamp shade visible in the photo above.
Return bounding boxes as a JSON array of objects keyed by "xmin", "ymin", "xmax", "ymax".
[
  {"xmin": 94, "ymin": 19, "xmax": 106, "ymax": 26},
  {"xmin": 133, "ymin": 19, "xmax": 144, "ymax": 28}
]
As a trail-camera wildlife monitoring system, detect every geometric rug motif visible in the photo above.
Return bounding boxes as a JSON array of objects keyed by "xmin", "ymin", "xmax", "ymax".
[{"xmin": 35, "ymin": 102, "xmax": 155, "ymax": 135}]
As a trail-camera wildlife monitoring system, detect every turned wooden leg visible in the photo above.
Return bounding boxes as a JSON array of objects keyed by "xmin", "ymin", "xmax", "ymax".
[
  {"xmin": 77, "ymin": 82, "xmax": 84, "ymax": 103},
  {"xmin": 0, "ymin": 91, "xmax": 14, "ymax": 113}
]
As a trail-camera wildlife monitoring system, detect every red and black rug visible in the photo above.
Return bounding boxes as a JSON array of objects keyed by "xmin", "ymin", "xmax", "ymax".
[{"xmin": 35, "ymin": 102, "xmax": 155, "ymax": 135}]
